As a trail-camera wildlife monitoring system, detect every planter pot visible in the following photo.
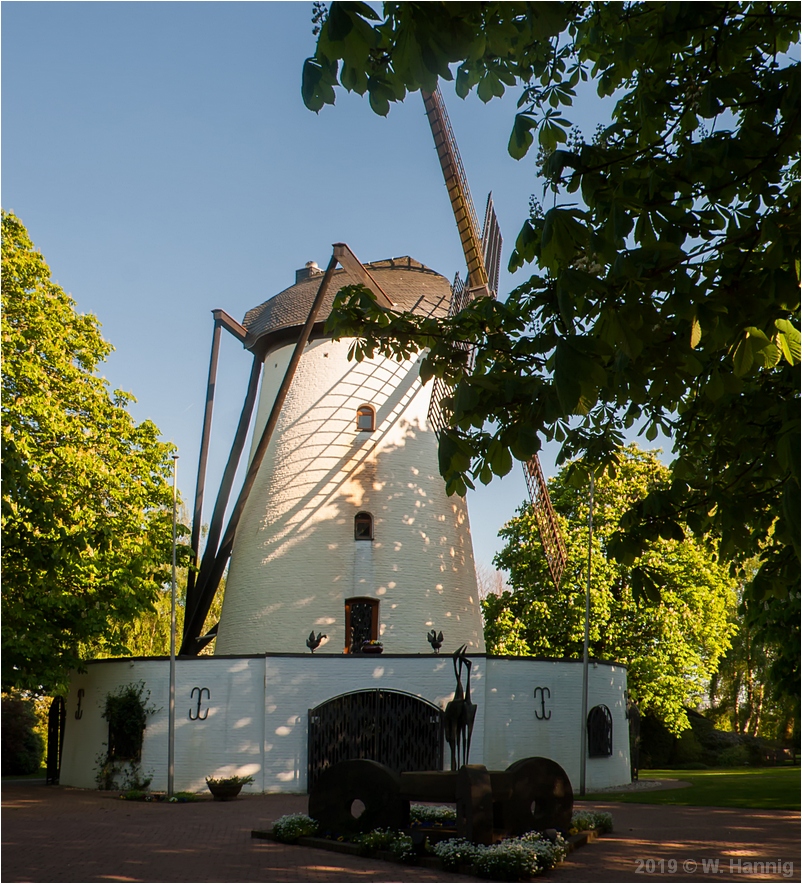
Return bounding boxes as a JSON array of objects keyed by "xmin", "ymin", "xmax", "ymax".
[
  {"xmin": 361, "ymin": 644, "xmax": 383, "ymax": 655},
  {"xmin": 207, "ymin": 781, "xmax": 243, "ymax": 801}
]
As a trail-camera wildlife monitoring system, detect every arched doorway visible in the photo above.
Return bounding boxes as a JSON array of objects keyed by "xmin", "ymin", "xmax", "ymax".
[{"xmin": 307, "ymin": 689, "xmax": 443, "ymax": 791}]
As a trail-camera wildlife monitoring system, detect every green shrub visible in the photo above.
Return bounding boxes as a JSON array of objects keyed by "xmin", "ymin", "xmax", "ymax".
[
  {"xmin": 433, "ymin": 833, "xmax": 569, "ymax": 879},
  {"xmin": 432, "ymin": 838, "xmax": 482, "ymax": 870},
  {"xmin": 409, "ymin": 803, "xmax": 457, "ymax": 825},
  {"xmin": 1, "ymin": 694, "xmax": 44, "ymax": 775},
  {"xmin": 518, "ymin": 832, "xmax": 569, "ymax": 869},
  {"xmin": 472, "ymin": 840, "xmax": 543, "ymax": 880},
  {"xmin": 96, "ymin": 756, "xmax": 152, "ymax": 791},
  {"xmin": 272, "ymin": 813, "xmax": 318, "ymax": 843},
  {"xmin": 570, "ymin": 810, "xmax": 613, "ymax": 834},
  {"xmin": 205, "ymin": 774, "xmax": 254, "ymax": 786},
  {"xmin": 389, "ymin": 832, "xmax": 415, "ymax": 862},
  {"xmin": 103, "ymin": 683, "xmax": 153, "ymax": 761},
  {"xmin": 639, "ymin": 713, "xmax": 675, "ymax": 768},
  {"xmin": 353, "ymin": 828, "xmax": 415, "ymax": 862},
  {"xmin": 673, "ymin": 728, "xmax": 704, "ymax": 764}
]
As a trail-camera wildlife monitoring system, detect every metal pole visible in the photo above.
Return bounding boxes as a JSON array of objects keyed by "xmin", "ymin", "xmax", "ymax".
[
  {"xmin": 168, "ymin": 454, "xmax": 178, "ymax": 798},
  {"xmin": 579, "ymin": 471, "xmax": 594, "ymax": 796}
]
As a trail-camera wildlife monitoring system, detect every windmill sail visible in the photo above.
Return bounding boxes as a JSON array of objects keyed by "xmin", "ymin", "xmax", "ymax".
[
  {"xmin": 422, "ymin": 86, "xmax": 567, "ymax": 588},
  {"xmin": 482, "ymin": 194, "xmax": 502, "ymax": 298},
  {"xmin": 524, "ymin": 455, "xmax": 568, "ymax": 589},
  {"xmin": 422, "ymin": 89, "xmax": 489, "ymax": 296}
]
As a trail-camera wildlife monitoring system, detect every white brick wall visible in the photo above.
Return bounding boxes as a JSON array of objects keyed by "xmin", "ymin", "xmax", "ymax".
[
  {"xmin": 216, "ymin": 339, "xmax": 485, "ymax": 656},
  {"xmin": 59, "ymin": 654, "xmax": 631, "ymax": 794}
]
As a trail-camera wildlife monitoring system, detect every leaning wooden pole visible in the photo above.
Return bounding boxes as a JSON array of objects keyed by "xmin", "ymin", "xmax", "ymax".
[
  {"xmin": 181, "ymin": 355, "xmax": 262, "ymax": 649},
  {"xmin": 186, "ymin": 315, "xmax": 222, "ymax": 602}
]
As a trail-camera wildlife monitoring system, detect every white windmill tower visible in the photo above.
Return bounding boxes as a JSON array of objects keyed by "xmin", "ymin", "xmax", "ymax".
[{"xmin": 201, "ymin": 247, "xmax": 487, "ymax": 656}]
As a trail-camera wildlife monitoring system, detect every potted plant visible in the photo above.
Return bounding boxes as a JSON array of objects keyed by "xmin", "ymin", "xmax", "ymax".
[
  {"xmin": 361, "ymin": 640, "xmax": 383, "ymax": 655},
  {"xmin": 205, "ymin": 774, "xmax": 254, "ymax": 801}
]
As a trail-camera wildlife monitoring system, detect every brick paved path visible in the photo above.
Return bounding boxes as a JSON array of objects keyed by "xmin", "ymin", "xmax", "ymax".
[{"xmin": 3, "ymin": 782, "xmax": 799, "ymax": 882}]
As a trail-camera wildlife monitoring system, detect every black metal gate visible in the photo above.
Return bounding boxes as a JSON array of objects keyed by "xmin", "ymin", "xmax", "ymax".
[
  {"xmin": 46, "ymin": 696, "xmax": 66, "ymax": 785},
  {"xmin": 307, "ymin": 689, "xmax": 443, "ymax": 792}
]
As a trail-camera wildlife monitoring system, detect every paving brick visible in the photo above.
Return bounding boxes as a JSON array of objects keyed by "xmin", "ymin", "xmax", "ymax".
[{"xmin": 3, "ymin": 783, "xmax": 799, "ymax": 882}]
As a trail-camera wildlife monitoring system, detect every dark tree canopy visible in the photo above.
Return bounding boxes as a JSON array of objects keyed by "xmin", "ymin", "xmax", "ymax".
[
  {"xmin": 1, "ymin": 212, "xmax": 177, "ymax": 693},
  {"xmin": 304, "ymin": 3, "xmax": 800, "ymax": 696}
]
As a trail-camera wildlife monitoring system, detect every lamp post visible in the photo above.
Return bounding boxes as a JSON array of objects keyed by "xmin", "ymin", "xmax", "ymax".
[
  {"xmin": 168, "ymin": 454, "xmax": 178, "ymax": 798},
  {"xmin": 579, "ymin": 471, "xmax": 594, "ymax": 796}
]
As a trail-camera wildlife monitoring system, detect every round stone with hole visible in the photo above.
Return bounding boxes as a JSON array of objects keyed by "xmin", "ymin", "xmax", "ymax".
[
  {"xmin": 308, "ymin": 759, "xmax": 410, "ymax": 834},
  {"xmin": 502, "ymin": 756, "xmax": 574, "ymax": 834}
]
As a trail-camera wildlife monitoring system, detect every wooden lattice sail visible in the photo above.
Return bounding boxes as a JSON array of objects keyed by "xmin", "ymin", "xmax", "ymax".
[
  {"xmin": 422, "ymin": 86, "xmax": 566, "ymax": 588},
  {"xmin": 523, "ymin": 455, "xmax": 568, "ymax": 589}
]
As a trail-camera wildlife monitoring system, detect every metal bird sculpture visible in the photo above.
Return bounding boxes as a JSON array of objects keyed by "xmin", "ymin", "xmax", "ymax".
[
  {"xmin": 460, "ymin": 654, "xmax": 478, "ymax": 766},
  {"xmin": 427, "ymin": 629, "xmax": 444, "ymax": 654},
  {"xmin": 306, "ymin": 631, "xmax": 326, "ymax": 653},
  {"xmin": 443, "ymin": 644, "xmax": 467, "ymax": 771}
]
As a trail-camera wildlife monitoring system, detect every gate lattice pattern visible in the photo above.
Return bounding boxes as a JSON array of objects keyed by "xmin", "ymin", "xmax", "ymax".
[{"xmin": 308, "ymin": 689, "xmax": 444, "ymax": 792}]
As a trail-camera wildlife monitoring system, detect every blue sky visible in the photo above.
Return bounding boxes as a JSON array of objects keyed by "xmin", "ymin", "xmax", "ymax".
[{"xmin": 3, "ymin": 2, "xmax": 668, "ymax": 575}]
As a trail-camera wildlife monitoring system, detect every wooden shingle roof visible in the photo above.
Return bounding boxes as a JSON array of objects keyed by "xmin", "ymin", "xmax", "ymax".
[{"xmin": 242, "ymin": 256, "xmax": 451, "ymax": 354}]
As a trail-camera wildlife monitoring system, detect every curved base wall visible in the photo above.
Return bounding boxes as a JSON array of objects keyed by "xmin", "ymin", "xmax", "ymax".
[{"xmin": 59, "ymin": 654, "xmax": 630, "ymax": 794}]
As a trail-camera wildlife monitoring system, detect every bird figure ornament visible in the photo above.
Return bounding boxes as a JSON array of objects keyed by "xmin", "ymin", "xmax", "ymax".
[
  {"xmin": 306, "ymin": 631, "xmax": 326, "ymax": 653},
  {"xmin": 427, "ymin": 629, "xmax": 444, "ymax": 654}
]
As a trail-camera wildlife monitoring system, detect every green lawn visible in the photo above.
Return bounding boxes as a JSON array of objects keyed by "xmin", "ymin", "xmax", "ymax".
[{"xmin": 579, "ymin": 767, "xmax": 800, "ymax": 810}]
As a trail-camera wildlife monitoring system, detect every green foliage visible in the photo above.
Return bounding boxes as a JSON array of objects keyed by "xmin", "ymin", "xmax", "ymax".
[
  {"xmin": 272, "ymin": 813, "xmax": 319, "ymax": 843},
  {"xmin": 433, "ymin": 831, "xmax": 568, "ymax": 879},
  {"xmin": 306, "ymin": 4, "xmax": 801, "ymax": 697},
  {"xmin": 97, "ymin": 683, "xmax": 156, "ymax": 790},
  {"xmin": 112, "ymin": 565, "xmax": 222, "ymax": 659},
  {"xmin": 485, "ymin": 446, "xmax": 737, "ymax": 733},
  {"xmin": 409, "ymin": 803, "xmax": 457, "ymax": 825},
  {"xmin": 96, "ymin": 756, "xmax": 152, "ymax": 792},
  {"xmin": 354, "ymin": 828, "xmax": 414, "ymax": 862},
  {"xmin": 640, "ymin": 707, "xmax": 792, "ymax": 769},
  {"xmin": 102, "ymin": 682, "xmax": 154, "ymax": 761},
  {"xmin": 205, "ymin": 774, "xmax": 254, "ymax": 786},
  {"xmin": 432, "ymin": 838, "xmax": 481, "ymax": 871},
  {"xmin": 708, "ymin": 575, "xmax": 799, "ymax": 742},
  {"xmin": 1, "ymin": 212, "xmax": 182, "ymax": 693},
  {"xmin": 569, "ymin": 810, "xmax": 613, "ymax": 834},
  {"xmin": 1, "ymin": 693, "xmax": 44, "ymax": 775}
]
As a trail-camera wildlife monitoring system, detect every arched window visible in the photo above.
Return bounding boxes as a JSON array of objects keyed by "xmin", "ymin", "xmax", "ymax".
[
  {"xmin": 344, "ymin": 597, "xmax": 379, "ymax": 653},
  {"xmin": 587, "ymin": 704, "xmax": 613, "ymax": 757},
  {"xmin": 354, "ymin": 512, "xmax": 373, "ymax": 541},
  {"xmin": 356, "ymin": 404, "xmax": 375, "ymax": 431}
]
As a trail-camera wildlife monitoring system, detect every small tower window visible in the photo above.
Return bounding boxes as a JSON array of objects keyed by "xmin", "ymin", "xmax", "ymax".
[
  {"xmin": 344, "ymin": 597, "xmax": 379, "ymax": 653},
  {"xmin": 354, "ymin": 512, "xmax": 373, "ymax": 541},
  {"xmin": 356, "ymin": 405, "xmax": 375, "ymax": 431}
]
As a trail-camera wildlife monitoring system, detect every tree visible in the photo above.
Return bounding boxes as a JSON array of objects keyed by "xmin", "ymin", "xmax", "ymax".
[
  {"xmin": 483, "ymin": 446, "xmax": 737, "ymax": 733},
  {"xmin": 707, "ymin": 565, "xmax": 799, "ymax": 743},
  {"xmin": 1, "ymin": 211, "xmax": 178, "ymax": 693},
  {"xmin": 304, "ymin": 3, "xmax": 800, "ymax": 696},
  {"xmin": 114, "ymin": 570, "xmax": 224, "ymax": 658},
  {"xmin": 1, "ymin": 693, "xmax": 44, "ymax": 775}
]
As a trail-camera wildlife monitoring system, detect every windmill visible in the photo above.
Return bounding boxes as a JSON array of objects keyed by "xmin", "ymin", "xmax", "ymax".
[
  {"xmin": 421, "ymin": 87, "xmax": 567, "ymax": 589},
  {"xmin": 180, "ymin": 242, "xmax": 487, "ymax": 657}
]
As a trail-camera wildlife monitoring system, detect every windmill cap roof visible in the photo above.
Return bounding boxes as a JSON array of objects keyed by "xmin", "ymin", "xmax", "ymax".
[{"xmin": 242, "ymin": 256, "xmax": 451, "ymax": 354}]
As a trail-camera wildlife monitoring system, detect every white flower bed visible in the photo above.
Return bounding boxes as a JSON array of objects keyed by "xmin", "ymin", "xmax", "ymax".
[{"xmin": 271, "ymin": 807, "xmax": 613, "ymax": 879}]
